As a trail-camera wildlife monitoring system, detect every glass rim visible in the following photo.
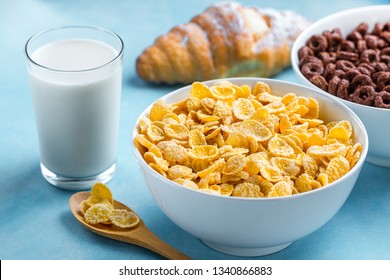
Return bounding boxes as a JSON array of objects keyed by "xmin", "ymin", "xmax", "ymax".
[{"xmin": 24, "ymin": 25, "xmax": 124, "ymax": 73}]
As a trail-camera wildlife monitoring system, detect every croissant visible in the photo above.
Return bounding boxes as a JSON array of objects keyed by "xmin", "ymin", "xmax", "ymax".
[{"xmin": 136, "ymin": 1, "xmax": 310, "ymax": 84}]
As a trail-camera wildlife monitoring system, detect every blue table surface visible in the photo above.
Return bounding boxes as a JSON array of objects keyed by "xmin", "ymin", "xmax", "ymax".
[{"xmin": 1, "ymin": 0, "xmax": 390, "ymax": 260}]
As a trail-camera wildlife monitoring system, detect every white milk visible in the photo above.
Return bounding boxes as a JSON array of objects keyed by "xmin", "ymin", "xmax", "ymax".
[{"xmin": 28, "ymin": 39, "xmax": 122, "ymax": 178}]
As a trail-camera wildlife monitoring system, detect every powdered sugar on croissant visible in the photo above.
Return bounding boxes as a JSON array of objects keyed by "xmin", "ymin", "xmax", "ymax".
[{"xmin": 136, "ymin": 1, "xmax": 310, "ymax": 84}]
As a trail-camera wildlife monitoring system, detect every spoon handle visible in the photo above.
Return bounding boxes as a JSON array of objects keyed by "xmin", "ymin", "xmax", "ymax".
[{"xmin": 120, "ymin": 226, "xmax": 192, "ymax": 260}]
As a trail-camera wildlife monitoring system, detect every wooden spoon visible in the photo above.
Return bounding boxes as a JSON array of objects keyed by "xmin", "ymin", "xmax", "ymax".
[{"xmin": 69, "ymin": 191, "xmax": 191, "ymax": 260}]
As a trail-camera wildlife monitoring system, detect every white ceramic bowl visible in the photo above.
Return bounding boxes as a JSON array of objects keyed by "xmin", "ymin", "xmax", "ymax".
[
  {"xmin": 132, "ymin": 78, "xmax": 368, "ymax": 257},
  {"xmin": 292, "ymin": 5, "xmax": 390, "ymax": 167}
]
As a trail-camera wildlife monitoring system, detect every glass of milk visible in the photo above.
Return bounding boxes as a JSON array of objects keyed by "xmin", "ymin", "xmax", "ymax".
[{"xmin": 25, "ymin": 26, "xmax": 124, "ymax": 190}]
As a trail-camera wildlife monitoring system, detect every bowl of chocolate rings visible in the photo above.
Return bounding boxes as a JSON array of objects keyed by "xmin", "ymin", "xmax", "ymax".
[
  {"xmin": 292, "ymin": 5, "xmax": 390, "ymax": 167},
  {"xmin": 132, "ymin": 78, "xmax": 368, "ymax": 257}
]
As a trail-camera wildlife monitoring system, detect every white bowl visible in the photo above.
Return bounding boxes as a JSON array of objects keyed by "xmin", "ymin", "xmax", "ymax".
[
  {"xmin": 132, "ymin": 78, "xmax": 368, "ymax": 257},
  {"xmin": 292, "ymin": 5, "xmax": 390, "ymax": 167}
]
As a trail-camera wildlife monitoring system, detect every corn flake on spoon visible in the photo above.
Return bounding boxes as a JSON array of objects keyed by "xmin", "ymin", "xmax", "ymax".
[{"xmin": 69, "ymin": 184, "xmax": 191, "ymax": 260}]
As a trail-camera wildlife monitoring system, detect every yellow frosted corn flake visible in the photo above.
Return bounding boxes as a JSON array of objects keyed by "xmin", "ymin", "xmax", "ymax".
[
  {"xmin": 226, "ymin": 131, "xmax": 248, "ymax": 148},
  {"xmin": 213, "ymin": 100, "xmax": 233, "ymax": 123},
  {"xmin": 205, "ymin": 127, "xmax": 221, "ymax": 140},
  {"xmin": 191, "ymin": 158, "xmax": 210, "ymax": 172},
  {"xmin": 221, "ymin": 171, "xmax": 249, "ymax": 183},
  {"xmin": 189, "ymin": 129, "xmax": 207, "ymax": 148},
  {"xmin": 327, "ymin": 125, "xmax": 350, "ymax": 142},
  {"xmin": 201, "ymin": 97, "xmax": 216, "ymax": 114},
  {"xmin": 326, "ymin": 156, "xmax": 350, "ymax": 183},
  {"xmin": 278, "ymin": 135, "xmax": 303, "ymax": 155},
  {"xmin": 138, "ymin": 117, "xmax": 152, "ymax": 134},
  {"xmin": 250, "ymin": 99, "xmax": 263, "ymax": 110},
  {"xmin": 239, "ymin": 85, "xmax": 252, "ymax": 99},
  {"xmin": 173, "ymin": 178, "xmax": 199, "ymax": 190},
  {"xmin": 219, "ymin": 146, "xmax": 249, "ymax": 159},
  {"xmin": 167, "ymin": 165, "xmax": 193, "ymax": 179},
  {"xmin": 170, "ymin": 139, "xmax": 190, "ymax": 149},
  {"xmin": 220, "ymin": 183, "xmax": 234, "ymax": 196},
  {"xmin": 190, "ymin": 81, "xmax": 213, "ymax": 99},
  {"xmin": 84, "ymin": 202, "xmax": 113, "ymax": 225},
  {"xmin": 302, "ymin": 155, "xmax": 319, "ymax": 178},
  {"xmin": 247, "ymin": 135, "xmax": 259, "ymax": 154},
  {"xmin": 196, "ymin": 109, "xmax": 220, "ymax": 122},
  {"xmin": 307, "ymin": 143, "xmax": 346, "ymax": 159},
  {"xmin": 232, "ymin": 182, "xmax": 263, "ymax": 198},
  {"xmin": 143, "ymin": 152, "xmax": 169, "ymax": 171},
  {"xmin": 199, "ymin": 188, "xmax": 221, "ymax": 195},
  {"xmin": 304, "ymin": 133, "xmax": 326, "ymax": 150},
  {"xmin": 198, "ymin": 176, "xmax": 210, "ymax": 189},
  {"xmin": 305, "ymin": 98, "xmax": 320, "ymax": 119},
  {"xmin": 294, "ymin": 174, "xmax": 314, "ymax": 193},
  {"xmin": 80, "ymin": 200, "xmax": 91, "ymax": 215},
  {"xmin": 250, "ymin": 107, "xmax": 270, "ymax": 122},
  {"xmin": 270, "ymin": 157, "xmax": 301, "ymax": 177},
  {"xmin": 208, "ymin": 172, "xmax": 222, "ymax": 185},
  {"xmin": 253, "ymin": 81, "xmax": 272, "ymax": 95},
  {"xmin": 265, "ymin": 102, "xmax": 286, "ymax": 115},
  {"xmin": 298, "ymin": 118, "xmax": 323, "ymax": 128},
  {"xmin": 157, "ymin": 141, "xmax": 189, "ymax": 165},
  {"xmin": 148, "ymin": 145, "xmax": 163, "ymax": 158},
  {"xmin": 317, "ymin": 173, "xmax": 328, "ymax": 186},
  {"xmin": 197, "ymin": 158, "xmax": 225, "ymax": 178},
  {"xmin": 149, "ymin": 99, "xmax": 173, "ymax": 122},
  {"xmin": 237, "ymin": 119, "xmax": 272, "ymax": 142},
  {"xmin": 348, "ymin": 150, "xmax": 361, "ymax": 169},
  {"xmin": 185, "ymin": 97, "xmax": 202, "ymax": 112},
  {"xmin": 267, "ymin": 136, "xmax": 295, "ymax": 158},
  {"xmin": 163, "ymin": 123, "xmax": 189, "ymax": 141},
  {"xmin": 172, "ymin": 98, "xmax": 188, "ymax": 113},
  {"xmin": 149, "ymin": 163, "xmax": 167, "ymax": 177},
  {"xmin": 146, "ymin": 125, "xmax": 165, "ymax": 142},
  {"xmin": 135, "ymin": 134, "xmax": 154, "ymax": 150},
  {"xmin": 163, "ymin": 112, "xmax": 181, "ymax": 122},
  {"xmin": 188, "ymin": 145, "xmax": 219, "ymax": 161},
  {"xmin": 222, "ymin": 154, "xmax": 247, "ymax": 175},
  {"xmin": 279, "ymin": 114, "xmax": 292, "ymax": 133},
  {"xmin": 110, "ymin": 209, "xmax": 140, "ymax": 228},
  {"xmin": 88, "ymin": 182, "xmax": 113, "ymax": 205},
  {"xmin": 213, "ymin": 133, "xmax": 225, "ymax": 147},
  {"xmin": 267, "ymin": 181, "xmax": 293, "ymax": 197},
  {"xmin": 260, "ymin": 165, "xmax": 282, "ymax": 183},
  {"xmin": 281, "ymin": 92, "xmax": 297, "ymax": 105},
  {"xmin": 232, "ymin": 98, "xmax": 255, "ymax": 120},
  {"xmin": 211, "ymin": 84, "xmax": 236, "ymax": 101}
]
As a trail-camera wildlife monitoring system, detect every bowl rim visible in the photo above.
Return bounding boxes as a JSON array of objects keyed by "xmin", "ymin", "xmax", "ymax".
[
  {"xmin": 291, "ymin": 4, "xmax": 390, "ymax": 113},
  {"xmin": 132, "ymin": 77, "xmax": 369, "ymax": 202}
]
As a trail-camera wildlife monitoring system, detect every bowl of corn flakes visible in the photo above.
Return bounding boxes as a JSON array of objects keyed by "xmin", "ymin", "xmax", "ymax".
[
  {"xmin": 132, "ymin": 78, "xmax": 368, "ymax": 257},
  {"xmin": 291, "ymin": 6, "xmax": 390, "ymax": 167}
]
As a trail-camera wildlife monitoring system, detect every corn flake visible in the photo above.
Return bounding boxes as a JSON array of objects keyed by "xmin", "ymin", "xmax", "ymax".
[{"xmin": 135, "ymin": 81, "xmax": 362, "ymax": 198}]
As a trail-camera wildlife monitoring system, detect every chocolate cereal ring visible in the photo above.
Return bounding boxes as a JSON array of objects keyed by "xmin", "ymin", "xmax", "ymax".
[
  {"xmin": 301, "ymin": 62, "xmax": 324, "ymax": 79},
  {"xmin": 309, "ymin": 75, "xmax": 328, "ymax": 92},
  {"xmin": 350, "ymin": 74, "xmax": 374, "ymax": 92},
  {"xmin": 374, "ymin": 91, "xmax": 390, "ymax": 109},
  {"xmin": 348, "ymin": 85, "xmax": 375, "ymax": 106},
  {"xmin": 336, "ymin": 60, "xmax": 355, "ymax": 72},
  {"xmin": 360, "ymin": 49, "xmax": 380, "ymax": 64},
  {"xmin": 306, "ymin": 35, "xmax": 328, "ymax": 53},
  {"xmin": 336, "ymin": 79, "xmax": 350, "ymax": 99},
  {"xmin": 376, "ymin": 72, "xmax": 390, "ymax": 90},
  {"xmin": 328, "ymin": 76, "xmax": 341, "ymax": 95},
  {"xmin": 323, "ymin": 63, "xmax": 336, "ymax": 81},
  {"xmin": 298, "ymin": 46, "xmax": 314, "ymax": 61},
  {"xmin": 342, "ymin": 69, "xmax": 361, "ymax": 82},
  {"xmin": 336, "ymin": 51, "xmax": 359, "ymax": 62}
]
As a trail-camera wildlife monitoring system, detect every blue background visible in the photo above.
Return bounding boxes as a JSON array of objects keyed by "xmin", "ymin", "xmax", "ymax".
[{"xmin": 1, "ymin": 0, "xmax": 389, "ymax": 260}]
